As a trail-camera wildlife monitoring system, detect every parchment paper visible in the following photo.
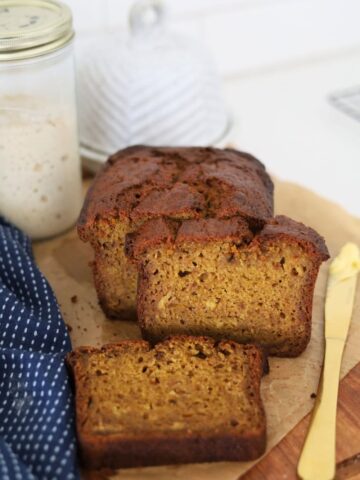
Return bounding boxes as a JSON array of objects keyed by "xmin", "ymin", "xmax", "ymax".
[{"xmin": 33, "ymin": 178, "xmax": 360, "ymax": 480}]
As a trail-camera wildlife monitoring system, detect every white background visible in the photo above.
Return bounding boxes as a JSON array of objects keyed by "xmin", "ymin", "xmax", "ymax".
[{"xmin": 66, "ymin": 0, "xmax": 360, "ymax": 216}]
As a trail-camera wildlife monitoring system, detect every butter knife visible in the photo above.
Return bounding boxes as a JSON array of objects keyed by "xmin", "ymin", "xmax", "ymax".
[{"xmin": 297, "ymin": 242, "xmax": 360, "ymax": 480}]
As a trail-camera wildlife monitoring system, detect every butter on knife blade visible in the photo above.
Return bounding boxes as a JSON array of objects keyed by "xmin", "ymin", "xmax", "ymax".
[
  {"xmin": 297, "ymin": 242, "xmax": 360, "ymax": 480},
  {"xmin": 325, "ymin": 242, "xmax": 360, "ymax": 341},
  {"xmin": 329, "ymin": 242, "xmax": 360, "ymax": 280}
]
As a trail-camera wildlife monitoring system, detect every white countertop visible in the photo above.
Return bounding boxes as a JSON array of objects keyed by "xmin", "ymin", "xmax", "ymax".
[{"xmin": 224, "ymin": 49, "xmax": 360, "ymax": 218}]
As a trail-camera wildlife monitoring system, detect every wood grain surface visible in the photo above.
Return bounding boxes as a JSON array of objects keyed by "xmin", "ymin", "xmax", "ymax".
[{"xmin": 243, "ymin": 362, "xmax": 360, "ymax": 480}]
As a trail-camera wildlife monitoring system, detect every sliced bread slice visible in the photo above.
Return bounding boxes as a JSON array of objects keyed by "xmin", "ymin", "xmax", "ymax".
[
  {"xmin": 126, "ymin": 215, "xmax": 329, "ymax": 357},
  {"xmin": 66, "ymin": 336, "xmax": 267, "ymax": 469}
]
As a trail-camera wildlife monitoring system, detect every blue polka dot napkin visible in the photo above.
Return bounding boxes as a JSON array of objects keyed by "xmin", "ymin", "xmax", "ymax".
[{"xmin": 0, "ymin": 218, "xmax": 79, "ymax": 479}]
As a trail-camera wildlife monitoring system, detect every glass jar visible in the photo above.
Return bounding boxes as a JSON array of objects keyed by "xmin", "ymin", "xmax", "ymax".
[
  {"xmin": 0, "ymin": 0, "xmax": 82, "ymax": 239},
  {"xmin": 77, "ymin": 0, "xmax": 229, "ymax": 172}
]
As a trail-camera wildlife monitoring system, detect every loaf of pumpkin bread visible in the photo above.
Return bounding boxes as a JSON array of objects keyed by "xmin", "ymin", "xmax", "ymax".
[
  {"xmin": 126, "ymin": 215, "xmax": 329, "ymax": 357},
  {"xmin": 66, "ymin": 336, "xmax": 267, "ymax": 469},
  {"xmin": 78, "ymin": 146, "xmax": 329, "ymax": 356},
  {"xmin": 78, "ymin": 146, "xmax": 274, "ymax": 320}
]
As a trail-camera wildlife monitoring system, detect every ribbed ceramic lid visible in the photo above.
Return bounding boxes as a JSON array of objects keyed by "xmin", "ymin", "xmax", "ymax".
[
  {"xmin": 0, "ymin": 0, "xmax": 73, "ymax": 61},
  {"xmin": 77, "ymin": 0, "xmax": 229, "ymax": 159}
]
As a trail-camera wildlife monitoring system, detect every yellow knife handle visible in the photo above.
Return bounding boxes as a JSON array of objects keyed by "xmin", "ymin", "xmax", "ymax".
[{"xmin": 297, "ymin": 338, "xmax": 344, "ymax": 480}]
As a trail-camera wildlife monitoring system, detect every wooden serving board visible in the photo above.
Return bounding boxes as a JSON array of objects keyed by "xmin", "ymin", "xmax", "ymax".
[
  {"xmin": 244, "ymin": 362, "xmax": 360, "ymax": 480},
  {"xmin": 34, "ymin": 177, "xmax": 360, "ymax": 480}
]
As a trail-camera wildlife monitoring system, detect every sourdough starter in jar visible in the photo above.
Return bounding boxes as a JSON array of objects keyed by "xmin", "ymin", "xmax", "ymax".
[
  {"xmin": 0, "ymin": 0, "xmax": 82, "ymax": 239},
  {"xmin": 0, "ymin": 96, "xmax": 82, "ymax": 239}
]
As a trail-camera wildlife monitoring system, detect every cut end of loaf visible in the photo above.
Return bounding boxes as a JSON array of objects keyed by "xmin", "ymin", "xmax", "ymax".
[
  {"xmin": 66, "ymin": 336, "xmax": 266, "ymax": 469},
  {"xmin": 85, "ymin": 217, "xmax": 138, "ymax": 319}
]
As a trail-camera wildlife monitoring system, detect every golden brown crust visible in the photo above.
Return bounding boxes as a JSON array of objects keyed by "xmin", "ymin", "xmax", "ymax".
[
  {"xmin": 126, "ymin": 214, "xmax": 329, "ymax": 265},
  {"xmin": 79, "ymin": 430, "xmax": 266, "ymax": 470},
  {"xmin": 125, "ymin": 217, "xmax": 254, "ymax": 260},
  {"xmin": 257, "ymin": 215, "xmax": 329, "ymax": 261},
  {"xmin": 66, "ymin": 336, "xmax": 267, "ymax": 470},
  {"xmin": 78, "ymin": 146, "xmax": 274, "ymax": 241}
]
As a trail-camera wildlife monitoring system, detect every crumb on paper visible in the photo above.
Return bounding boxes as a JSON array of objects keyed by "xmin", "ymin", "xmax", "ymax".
[
  {"xmin": 71, "ymin": 295, "xmax": 78, "ymax": 304},
  {"xmin": 310, "ymin": 393, "xmax": 317, "ymax": 399}
]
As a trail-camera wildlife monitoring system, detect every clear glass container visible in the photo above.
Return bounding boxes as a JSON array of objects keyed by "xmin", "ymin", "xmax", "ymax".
[
  {"xmin": 78, "ymin": 0, "xmax": 229, "ymax": 170},
  {"xmin": 0, "ymin": 0, "xmax": 82, "ymax": 239}
]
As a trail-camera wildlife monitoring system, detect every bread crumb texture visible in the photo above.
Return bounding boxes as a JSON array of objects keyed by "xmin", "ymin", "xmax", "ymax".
[
  {"xmin": 136, "ymin": 215, "xmax": 328, "ymax": 356},
  {"xmin": 66, "ymin": 336, "xmax": 266, "ymax": 469}
]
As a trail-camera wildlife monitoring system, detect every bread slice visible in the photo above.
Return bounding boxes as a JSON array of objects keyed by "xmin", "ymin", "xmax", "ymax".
[
  {"xmin": 126, "ymin": 215, "xmax": 329, "ymax": 357},
  {"xmin": 66, "ymin": 336, "xmax": 267, "ymax": 469},
  {"xmin": 78, "ymin": 146, "xmax": 273, "ymax": 320}
]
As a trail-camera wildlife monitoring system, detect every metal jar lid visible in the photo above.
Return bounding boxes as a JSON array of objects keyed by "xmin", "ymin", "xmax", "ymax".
[{"xmin": 0, "ymin": 0, "xmax": 74, "ymax": 61}]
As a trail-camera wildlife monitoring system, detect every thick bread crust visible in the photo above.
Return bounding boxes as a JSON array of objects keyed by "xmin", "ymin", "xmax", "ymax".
[
  {"xmin": 258, "ymin": 215, "xmax": 329, "ymax": 261},
  {"xmin": 66, "ymin": 337, "xmax": 267, "ymax": 470},
  {"xmin": 78, "ymin": 145, "xmax": 274, "ymax": 241},
  {"xmin": 127, "ymin": 214, "xmax": 329, "ymax": 263},
  {"xmin": 125, "ymin": 217, "xmax": 254, "ymax": 260},
  {"xmin": 78, "ymin": 430, "xmax": 266, "ymax": 470}
]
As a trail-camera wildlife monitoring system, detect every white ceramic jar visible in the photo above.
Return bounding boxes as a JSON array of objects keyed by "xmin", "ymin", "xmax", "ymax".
[{"xmin": 0, "ymin": 0, "xmax": 82, "ymax": 239}]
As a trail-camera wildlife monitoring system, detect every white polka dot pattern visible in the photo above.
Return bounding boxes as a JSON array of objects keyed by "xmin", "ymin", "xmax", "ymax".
[{"xmin": 0, "ymin": 218, "xmax": 79, "ymax": 479}]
